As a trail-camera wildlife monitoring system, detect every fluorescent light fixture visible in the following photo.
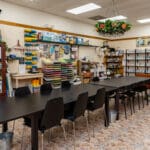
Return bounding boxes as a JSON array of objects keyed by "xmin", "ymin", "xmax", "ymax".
[
  {"xmin": 99, "ymin": 15, "xmax": 127, "ymax": 22},
  {"xmin": 66, "ymin": 3, "xmax": 101, "ymax": 15},
  {"xmin": 137, "ymin": 18, "xmax": 150, "ymax": 23}
]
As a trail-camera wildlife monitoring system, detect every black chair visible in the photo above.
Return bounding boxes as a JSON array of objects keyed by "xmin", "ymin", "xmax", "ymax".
[
  {"xmin": 87, "ymin": 88, "xmax": 106, "ymax": 136},
  {"xmin": 40, "ymin": 83, "xmax": 52, "ymax": 94},
  {"xmin": 64, "ymin": 92, "xmax": 89, "ymax": 149},
  {"xmin": 61, "ymin": 81, "xmax": 71, "ymax": 89},
  {"xmin": 109, "ymin": 90, "xmax": 134, "ymax": 120},
  {"xmin": 132, "ymin": 85, "xmax": 149, "ymax": 110},
  {"xmin": 22, "ymin": 97, "xmax": 66, "ymax": 150},
  {"xmin": 15, "ymin": 86, "xmax": 31, "ymax": 97},
  {"xmin": 118, "ymin": 91, "xmax": 134, "ymax": 119}
]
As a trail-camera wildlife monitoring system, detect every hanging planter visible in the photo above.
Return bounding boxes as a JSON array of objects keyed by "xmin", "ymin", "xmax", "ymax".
[{"xmin": 95, "ymin": 20, "xmax": 132, "ymax": 36}]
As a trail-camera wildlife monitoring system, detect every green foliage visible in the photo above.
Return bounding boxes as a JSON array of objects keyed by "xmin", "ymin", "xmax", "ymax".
[
  {"xmin": 95, "ymin": 20, "xmax": 132, "ymax": 35},
  {"xmin": 0, "ymin": 41, "xmax": 11, "ymax": 52}
]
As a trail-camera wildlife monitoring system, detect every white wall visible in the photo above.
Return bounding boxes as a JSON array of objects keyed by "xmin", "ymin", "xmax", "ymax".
[
  {"xmin": 116, "ymin": 24, "xmax": 150, "ymax": 39},
  {"xmin": 0, "ymin": 0, "xmax": 105, "ymax": 74},
  {"xmin": 109, "ymin": 24, "xmax": 150, "ymax": 50},
  {"xmin": 0, "ymin": 1, "xmax": 100, "ymax": 37},
  {"xmin": 109, "ymin": 40, "xmax": 136, "ymax": 50}
]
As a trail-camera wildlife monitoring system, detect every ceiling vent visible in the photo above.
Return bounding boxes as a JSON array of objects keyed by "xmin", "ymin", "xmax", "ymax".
[{"xmin": 89, "ymin": 15, "xmax": 106, "ymax": 20}]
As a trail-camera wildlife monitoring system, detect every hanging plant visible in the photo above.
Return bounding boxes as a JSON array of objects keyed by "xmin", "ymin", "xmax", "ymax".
[
  {"xmin": 95, "ymin": 20, "xmax": 132, "ymax": 36},
  {"xmin": 0, "ymin": 41, "xmax": 11, "ymax": 52}
]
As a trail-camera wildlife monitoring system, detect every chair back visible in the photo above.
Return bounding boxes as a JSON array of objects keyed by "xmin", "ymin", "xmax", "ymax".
[
  {"xmin": 40, "ymin": 97, "xmax": 64, "ymax": 131},
  {"xmin": 40, "ymin": 83, "xmax": 52, "ymax": 94},
  {"xmin": 15, "ymin": 86, "xmax": 31, "ymax": 97},
  {"xmin": 61, "ymin": 81, "xmax": 71, "ymax": 89},
  {"xmin": 73, "ymin": 92, "xmax": 88, "ymax": 119},
  {"xmin": 93, "ymin": 88, "xmax": 105, "ymax": 110}
]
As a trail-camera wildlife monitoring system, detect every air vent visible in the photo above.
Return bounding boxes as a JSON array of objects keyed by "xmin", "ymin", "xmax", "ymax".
[{"xmin": 89, "ymin": 15, "xmax": 106, "ymax": 20}]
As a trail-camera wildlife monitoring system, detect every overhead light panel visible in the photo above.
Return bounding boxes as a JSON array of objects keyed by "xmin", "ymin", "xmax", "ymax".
[
  {"xmin": 66, "ymin": 3, "xmax": 101, "ymax": 15},
  {"xmin": 137, "ymin": 18, "xmax": 150, "ymax": 24},
  {"xmin": 98, "ymin": 15, "xmax": 127, "ymax": 22}
]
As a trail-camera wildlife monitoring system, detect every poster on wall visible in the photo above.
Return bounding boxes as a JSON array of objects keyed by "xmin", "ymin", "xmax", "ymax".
[{"xmin": 136, "ymin": 38, "xmax": 145, "ymax": 47}]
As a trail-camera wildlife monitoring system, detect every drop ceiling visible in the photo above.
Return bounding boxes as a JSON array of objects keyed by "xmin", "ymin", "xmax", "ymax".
[{"xmin": 1, "ymin": 0, "xmax": 150, "ymax": 26}]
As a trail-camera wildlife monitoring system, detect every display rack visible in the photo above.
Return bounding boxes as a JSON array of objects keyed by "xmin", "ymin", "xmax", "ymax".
[
  {"xmin": 0, "ymin": 43, "xmax": 6, "ymax": 96},
  {"xmin": 43, "ymin": 62, "xmax": 74, "ymax": 88},
  {"xmin": 124, "ymin": 49, "xmax": 150, "ymax": 76},
  {"xmin": 61, "ymin": 63, "xmax": 74, "ymax": 81},
  {"xmin": 43, "ymin": 63, "xmax": 62, "ymax": 88},
  {"xmin": 104, "ymin": 53, "xmax": 123, "ymax": 77},
  {"xmin": 24, "ymin": 50, "xmax": 38, "ymax": 70}
]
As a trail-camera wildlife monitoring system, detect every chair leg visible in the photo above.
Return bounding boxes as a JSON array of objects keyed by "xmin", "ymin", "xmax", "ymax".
[
  {"xmin": 145, "ymin": 89, "xmax": 149, "ymax": 105},
  {"xmin": 41, "ymin": 133, "xmax": 44, "ymax": 150},
  {"xmin": 123, "ymin": 100, "xmax": 127, "ymax": 119},
  {"xmin": 12, "ymin": 120, "xmax": 15, "ymax": 133},
  {"xmin": 72, "ymin": 122, "xmax": 76, "ymax": 150},
  {"xmin": 62, "ymin": 125, "xmax": 67, "ymax": 140},
  {"xmin": 103, "ymin": 106, "xmax": 108, "ymax": 127},
  {"xmin": 137, "ymin": 93, "xmax": 141, "ymax": 110},
  {"xmin": 85, "ymin": 115, "xmax": 90, "ymax": 141},
  {"xmin": 141, "ymin": 92, "xmax": 144, "ymax": 108},
  {"xmin": 21, "ymin": 125, "xmax": 25, "ymax": 150},
  {"xmin": 132, "ymin": 96, "xmax": 135, "ymax": 113},
  {"xmin": 48, "ymin": 129, "xmax": 51, "ymax": 143},
  {"xmin": 129, "ymin": 97, "xmax": 133, "ymax": 115}
]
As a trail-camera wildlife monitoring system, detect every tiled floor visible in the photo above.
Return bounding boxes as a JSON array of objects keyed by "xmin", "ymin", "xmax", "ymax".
[{"xmin": 1, "ymin": 100, "xmax": 150, "ymax": 150}]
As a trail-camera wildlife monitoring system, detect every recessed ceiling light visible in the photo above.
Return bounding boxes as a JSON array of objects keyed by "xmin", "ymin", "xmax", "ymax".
[
  {"xmin": 66, "ymin": 3, "xmax": 101, "ymax": 15},
  {"xmin": 98, "ymin": 15, "xmax": 127, "ymax": 22},
  {"xmin": 137, "ymin": 18, "xmax": 150, "ymax": 24}
]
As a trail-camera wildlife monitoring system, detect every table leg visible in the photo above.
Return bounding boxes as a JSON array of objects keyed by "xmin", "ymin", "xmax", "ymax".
[
  {"xmin": 105, "ymin": 95, "xmax": 109, "ymax": 127},
  {"xmin": 2, "ymin": 123, "xmax": 8, "ymax": 132},
  {"xmin": 16, "ymin": 79, "xmax": 19, "ymax": 88},
  {"xmin": 31, "ymin": 114, "xmax": 39, "ymax": 150},
  {"xmin": 115, "ymin": 92, "xmax": 120, "ymax": 120}
]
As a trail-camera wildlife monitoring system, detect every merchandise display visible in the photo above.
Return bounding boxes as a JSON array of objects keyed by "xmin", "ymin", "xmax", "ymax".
[{"xmin": 43, "ymin": 61, "xmax": 74, "ymax": 88}]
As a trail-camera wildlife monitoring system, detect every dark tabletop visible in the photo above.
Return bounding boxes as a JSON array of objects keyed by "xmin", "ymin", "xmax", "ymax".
[
  {"xmin": 0, "ymin": 84, "xmax": 116, "ymax": 124},
  {"xmin": 91, "ymin": 76, "xmax": 150, "ymax": 88}
]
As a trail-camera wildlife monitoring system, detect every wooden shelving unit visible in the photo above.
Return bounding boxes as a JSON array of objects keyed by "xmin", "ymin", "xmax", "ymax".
[
  {"xmin": 77, "ymin": 60, "xmax": 99, "ymax": 83},
  {"xmin": 0, "ymin": 43, "xmax": 6, "ymax": 97},
  {"xmin": 104, "ymin": 53, "xmax": 123, "ymax": 77}
]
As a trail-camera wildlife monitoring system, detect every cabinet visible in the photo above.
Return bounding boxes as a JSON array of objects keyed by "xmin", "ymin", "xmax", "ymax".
[{"xmin": 0, "ymin": 43, "xmax": 6, "ymax": 96}]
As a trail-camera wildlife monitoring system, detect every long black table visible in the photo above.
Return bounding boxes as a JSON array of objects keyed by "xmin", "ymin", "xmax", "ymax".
[
  {"xmin": 92, "ymin": 76, "xmax": 150, "ymax": 89},
  {"xmin": 91, "ymin": 76, "xmax": 150, "ymax": 120},
  {"xmin": 0, "ymin": 84, "xmax": 116, "ymax": 150}
]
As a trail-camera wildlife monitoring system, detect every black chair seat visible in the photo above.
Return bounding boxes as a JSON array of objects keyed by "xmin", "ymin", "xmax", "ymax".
[
  {"xmin": 133, "ymin": 85, "xmax": 147, "ymax": 92},
  {"xmin": 40, "ymin": 83, "xmax": 52, "ymax": 94},
  {"xmin": 64, "ymin": 112, "xmax": 75, "ymax": 121}
]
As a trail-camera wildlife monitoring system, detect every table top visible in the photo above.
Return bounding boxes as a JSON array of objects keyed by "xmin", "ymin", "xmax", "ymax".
[
  {"xmin": 0, "ymin": 84, "xmax": 115, "ymax": 124},
  {"xmin": 11, "ymin": 73, "xmax": 43, "ymax": 79},
  {"xmin": 92, "ymin": 76, "xmax": 150, "ymax": 88}
]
